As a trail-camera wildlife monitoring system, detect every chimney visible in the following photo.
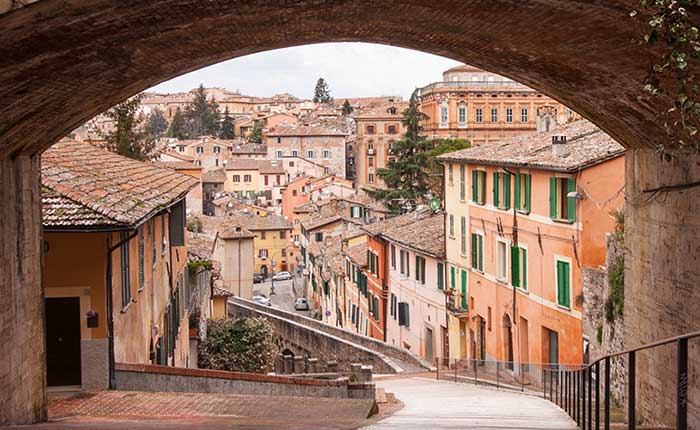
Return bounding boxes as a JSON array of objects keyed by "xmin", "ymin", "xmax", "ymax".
[{"xmin": 552, "ymin": 135, "xmax": 567, "ymax": 157}]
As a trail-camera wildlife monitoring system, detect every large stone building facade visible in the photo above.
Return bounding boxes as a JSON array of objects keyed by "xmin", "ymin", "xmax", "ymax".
[{"xmin": 419, "ymin": 65, "xmax": 579, "ymax": 144}]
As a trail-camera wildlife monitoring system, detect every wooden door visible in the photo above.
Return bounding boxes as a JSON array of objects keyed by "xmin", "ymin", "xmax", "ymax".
[{"xmin": 46, "ymin": 297, "xmax": 82, "ymax": 386}]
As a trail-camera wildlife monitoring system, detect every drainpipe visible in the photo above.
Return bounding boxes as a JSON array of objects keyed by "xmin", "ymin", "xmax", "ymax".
[
  {"xmin": 504, "ymin": 168, "xmax": 520, "ymax": 366},
  {"xmin": 105, "ymin": 229, "xmax": 138, "ymax": 389}
]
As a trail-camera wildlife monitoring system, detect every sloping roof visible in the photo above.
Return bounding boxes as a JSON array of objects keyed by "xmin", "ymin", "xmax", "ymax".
[
  {"xmin": 301, "ymin": 214, "xmax": 345, "ymax": 231},
  {"xmin": 353, "ymin": 102, "xmax": 409, "ymax": 120},
  {"xmin": 230, "ymin": 142, "xmax": 268, "ymax": 154},
  {"xmin": 223, "ymin": 212, "xmax": 292, "ymax": 231},
  {"xmin": 437, "ymin": 120, "xmax": 625, "ymax": 173},
  {"xmin": 153, "ymin": 161, "xmax": 199, "ymax": 171},
  {"xmin": 202, "ymin": 169, "xmax": 226, "ymax": 183},
  {"xmin": 363, "ymin": 210, "xmax": 445, "ymax": 259},
  {"xmin": 225, "ymin": 159, "xmax": 285, "ymax": 174},
  {"xmin": 218, "ymin": 218, "xmax": 256, "ymax": 239},
  {"xmin": 267, "ymin": 123, "xmax": 349, "ymax": 137},
  {"xmin": 42, "ymin": 140, "xmax": 197, "ymax": 228},
  {"xmin": 42, "ymin": 188, "xmax": 115, "ymax": 227},
  {"xmin": 344, "ymin": 242, "xmax": 368, "ymax": 267}
]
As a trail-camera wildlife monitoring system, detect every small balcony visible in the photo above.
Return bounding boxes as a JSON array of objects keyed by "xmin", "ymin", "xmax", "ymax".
[
  {"xmin": 444, "ymin": 289, "xmax": 469, "ymax": 317},
  {"xmin": 367, "ymin": 148, "xmax": 375, "ymax": 155}
]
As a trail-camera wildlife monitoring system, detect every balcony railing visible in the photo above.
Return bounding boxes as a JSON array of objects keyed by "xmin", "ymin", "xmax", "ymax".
[{"xmin": 418, "ymin": 80, "xmax": 535, "ymax": 95}]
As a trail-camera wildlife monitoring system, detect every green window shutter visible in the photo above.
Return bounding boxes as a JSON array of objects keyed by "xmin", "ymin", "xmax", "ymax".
[
  {"xmin": 460, "ymin": 270, "xmax": 468, "ymax": 309},
  {"xmin": 549, "ymin": 177, "xmax": 557, "ymax": 219},
  {"xmin": 493, "ymin": 172, "xmax": 500, "ymax": 207},
  {"xmin": 478, "ymin": 235, "xmax": 483, "ymax": 271},
  {"xmin": 437, "ymin": 262, "xmax": 444, "ymax": 290},
  {"xmin": 511, "ymin": 246, "xmax": 520, "ymax": 287},
  {"xmin": 504, "ymin": 172, "xmax": 511, "ymax": 210},
  {"xmin": 567, "ymin": 178, "xmax": 577, "ymax": 223},
  {"xmin": 480, "ymin": 171, "xmax": 486, "ymax": 204},
  {"xmin": 450, "ymin": 266, "xmax": 456, "ymax": 289},
  {"xmin": 471, "ymin": 234, "xmax": 477, "ymax": 269},
  {"xmin": 514, "ymin": 174, "xmax": 521, "ymax": 211},
  {"xmin": 522, "ymin": 248, "xmax": 528, "ymax": 290},
  {"xmin": 524, "ymin": 174, "xmax": 532, "ymax": 213},
  {"xmin": 472, "ymin": 170, "xmax": 478, "ymax": 202},
  {"xmin": 398, "ymin": 302, "xmax": 409, "ymax": 327},
  {"xmin": 557, "ymin": 261, "xmax": 570, "ymax": 307}
]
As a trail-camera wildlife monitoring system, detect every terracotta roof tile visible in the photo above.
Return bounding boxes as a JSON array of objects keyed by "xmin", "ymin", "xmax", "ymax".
[
  {"xmin": 222, "ymin": 211, "xmax": 292, "ymax": 232},
  {"xmin": 42, "ymin": 140, "xmax": 198, "ymax": 228},
  {"xmin": 437, "ymin": 120, "xmax": 625, "ymax": 172},
  {"xmin": 363, "ymin": 210, "xmax": 445, "ymax": 258},
  {"xmin": 344, "ymin": 242, "xmax": 368, "ymax": 267},
  {"xmin": 267, "ymin": 122, "xmax": 349, "ymax": 137}
]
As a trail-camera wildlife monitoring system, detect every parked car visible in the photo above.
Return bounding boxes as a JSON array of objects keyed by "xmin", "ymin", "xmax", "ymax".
[
  {"xmin": 294, "ymin": 297, "xmax": 310, "ymax": 311},
  {"xmin": 253, "ymin": 274, "xmax": 265, "ymax": 284},
  {"xmin": 272, "ymin": 271, "xmax": 292, "ymax": 281},
  {"xmin": 253, "ymin": 294, "xmax": 271, "ymax": 306}
]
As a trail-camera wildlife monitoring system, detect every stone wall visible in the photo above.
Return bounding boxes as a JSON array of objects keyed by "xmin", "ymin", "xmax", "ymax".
[
  {"xmin": 114, "ymin": 363, "xmax": 376, "ymax": 402},
  {"xmin": 582, "ymin": 233, "xmax": 626, "ymax": 407},
  {"xmin": 230, "ymin": 297, "xmax": 433, "ymax": 372},
  {"xmin": 0, "ymin": 156, "xmax": 46, "ymax": 426},
  {"xmin": 229, "ymin": 299, "xmax": 404, "ymax": 374},
  {"xmin": 626, "ymin": 148, "xmax": 700, "ymax": 428}
]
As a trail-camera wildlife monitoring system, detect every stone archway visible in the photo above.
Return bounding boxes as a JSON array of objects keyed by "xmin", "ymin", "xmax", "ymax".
[{"xmin": 1, "ymin": 0, "xmax": 699, "ymax": 426}]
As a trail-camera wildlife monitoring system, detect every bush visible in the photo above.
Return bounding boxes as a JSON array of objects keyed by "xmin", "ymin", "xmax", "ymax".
[
  {"xmin": 606, "ymin": 255, "xmax": 625, "ymax": 322},
  {"xmin": 198, "ymin": 317, "xmax": 276, "ymax": 373}
]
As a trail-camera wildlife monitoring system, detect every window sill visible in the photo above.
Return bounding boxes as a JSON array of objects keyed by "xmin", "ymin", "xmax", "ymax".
[
  {"xmin": 556, "ymin": 304, "xmax": 572, "ymax": 311},
  {"xmin": 120, "ymin": 300, "xmax": 135, "ymax": 314},
  {"xmin": 515, "ymin": 286, "xmax": 529, "ymax": 295},
  {"xmin": 552, "ymin": 218, "xmax": 575, "ymax": 225},
  {"xmin": 516, "ymin": 209, "xmax": 531, "ymax": 216}
]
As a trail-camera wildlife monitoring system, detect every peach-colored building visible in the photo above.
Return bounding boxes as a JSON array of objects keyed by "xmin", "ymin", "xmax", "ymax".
[
  {"xmin": 439, "ymin": 120, "xmax": 625, "ymax": 366},
  {"xmin": 353, "ymin": 102, "xmax": 408, "ymax": 189},
  {"xmin": 420, "ymin": 65, "xmax": 580, "ymax": 145}
]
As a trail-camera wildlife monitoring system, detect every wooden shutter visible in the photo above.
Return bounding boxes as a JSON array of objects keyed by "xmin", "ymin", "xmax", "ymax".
[
  {"xmin": 437, "ymin": 262, "xmax": 444, "ymax": 290},
  {"xmin": 493, "ymin": 172, "xmax": 500, "ymax": 208},
  {"xmin": 557, "ymin": 261, "xmax": 570, "ymax": 307},
  {"xmin": 374, "ymin": 297, "xmax": 380, "ymax": 321},
  {"xmin": 460, "ymin": 270, "xmax": 468, "ymax": 309},
  {"xmin": 472, "ymin": 170, "xmax": 478, "ymax": 202},
  {"xmin": 398, "ymin": 302, "xmax": 409, "ymax": 327},
  {"xmin": 450, "ymin": 266, "xmax": 456, "ymax": 289},
  {"xmin": 169, "ymin": 199, "xmax": 186, "ymax": 246},
  {"xmin": 549, "ymin": 177, "xmax": 557, "ymax": 219},
  {"xmin": 504, "ymin": 172, "xmax": 511, "ymax": 210},
  {"xmin": 480, "ymin": 171, "xmax": 486, "ymax": 204},
  {"xmin": 522, "ymin": 248, "xmax": 528, "ymax": 290},
  {"xmin": 478, "ymin": 235, "xmax": 483, "ymax": 271},
  {"xmin": 471, "ymin": 234, "xmax": 477, "ymax": 269},
  {"xmin": 514, "ymin": 174, "xmax": 521, "ymax": 211},
  {"xmin": 511, "ymin": 246, "xmax": 520, "ymax": 287},
  {"xmin": 567, "ymin": 178, "xmax": 577, "ymax": 223},
  {"xmin": 524, "ymin": 174, "xmax": 532, "ymax": 213}
]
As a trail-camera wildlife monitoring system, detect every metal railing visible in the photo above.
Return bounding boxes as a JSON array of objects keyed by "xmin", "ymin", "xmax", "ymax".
[{"xmin": 544, "ymin": 331, "xmax": 700, "ymax": 430}]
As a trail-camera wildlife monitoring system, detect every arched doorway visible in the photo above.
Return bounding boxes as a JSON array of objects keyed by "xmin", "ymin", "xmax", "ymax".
[
  {"xmin": 259, "ymin": 265, "xmax": 268, "ymax": 279},
  {"xmin": 1, "ymin": 1, "xmax": 698, "ymax": 426}
]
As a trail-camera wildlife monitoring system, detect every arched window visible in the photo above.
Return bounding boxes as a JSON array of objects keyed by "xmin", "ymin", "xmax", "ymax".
[
  {"xmin": 439, "ymin": 100, "xmax": 449, "ymax": 128},
  {"xmin": 458, "ymin": 103, "xmax": 467, "ymax": 127}
]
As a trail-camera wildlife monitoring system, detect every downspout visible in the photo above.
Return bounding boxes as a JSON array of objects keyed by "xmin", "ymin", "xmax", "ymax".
[
  {"xmin": 504, "ymin": 168, "xmax": 520, "ymax": 365},
  {"xmin": 106, "ymin": 229, "xmax": 138, "ymax": 389}
]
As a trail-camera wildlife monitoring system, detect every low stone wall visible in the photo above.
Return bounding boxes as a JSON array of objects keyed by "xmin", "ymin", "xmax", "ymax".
[
  {"xmin": 229, "ymin": 299, "xmax": 402, "ymax": 374},
  {"xmin": 115, "ymin": 363, "xmax": 375, "ymax": 400},
  {"xmin": 229, "ymin": 297, "xmax": 433, "ymax": 372}
]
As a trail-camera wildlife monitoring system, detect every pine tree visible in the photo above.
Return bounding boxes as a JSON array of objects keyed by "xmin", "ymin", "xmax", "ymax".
[
  {"xmin": 341, "ymin": 99, "xmax": 353, "ymax": 115},
  {"xmin": 144, "ymin": 108, "xmax": 168, "ymax": 138},
  {"xmin": 102, "ymin": 94, "xmax": 156, "ymax": 161},
  {"xmin": 219, "ymin": 107, "xmax": 235, "ymax": 139},
  {"xmin": 167, "ymin": 107, "xmax": 187, "ymax": 140},
  {"xmin": 184, "ymin": 84, "xmax": 221, "ymax": 137},
  {"xmin": 364, "ymin": 89, "xmax": 432, "ymax": 215},
  {"xmin": 313, "ymin": 78, "xmax": 332, "ymax": 104},
  {"xmin": 248, "ymin": 121, "xmax": 263, "ymax": 143}
]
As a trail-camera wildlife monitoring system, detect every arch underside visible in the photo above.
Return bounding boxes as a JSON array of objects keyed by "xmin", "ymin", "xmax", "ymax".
[{"xmin": 0, "ymin": 0, "xmax": 677, "ymax": 156}]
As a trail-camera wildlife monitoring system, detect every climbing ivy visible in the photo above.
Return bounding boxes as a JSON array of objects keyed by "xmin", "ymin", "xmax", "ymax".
[
  {"xmin": 605, "ymin": 255, "xmax": 625, "ymax": 322},
  {"xmin": 632, "ymin": 1, "xmax": 700, "ymax": 156}
]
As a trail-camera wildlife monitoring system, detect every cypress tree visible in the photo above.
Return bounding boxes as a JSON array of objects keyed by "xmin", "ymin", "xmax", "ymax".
[
  {"xmin": 219, "ymin": 107, "xmax": 235, "ymax": 139},
  {"xmin": 167, "ymin": 107, "xmax": 187, "ymax": 140},
  {"xmin": 313, "ymin": 78, "xmax": 332, "ymax": 104},
  {"xmin": 102, "ymin": 94, "xmax": 156, "ymax": 161}
]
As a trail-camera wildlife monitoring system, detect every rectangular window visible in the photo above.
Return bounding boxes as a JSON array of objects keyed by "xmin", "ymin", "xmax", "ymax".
[
  {"xmin": 138, "ymin": 228, "xmax": 145, "ymax": 291},
  {"xmin": 264, "ymin": 175, "xmax": 269, "ymax": 186},
  {"xmin": 491, "ymin": 108, "xmax": 498, "ymax": 123},
  {"xmin": 390, "ymin": 293, "xmax": 397, "ymax": 319},
  {"xmin": 323, "ymin": 149, "xmax": 330, "ymax": 159},
  {"xmin": 152, "ymin": 218, "xmax": 157, "ymax": 266},
  {"xmin": 449, "ymin": 214, "xmax": 455, "ymax": 237},
  {"xmin": 492, "ymin": 171, "xmax": 511, "ymax": 210},
  {"xmin": 169, "ymin": 199, "xmax": 186, "ymax": 246},
  {"xmin": 440, "ymin": 106, "xmax": 448, "ymax": 124},
  {"xmin": 460, "ymin": 216, "xmax": 467, "ymax": 255},
  {"xmin": 511, "ymin": 246, "xmax": 528, "ymax": 290},
  {"xmin": 214, "ymin": 146, "xmax": 221, "ymax": 153},
  {"xmin": 315, "ymin": 232, "xmax": 324, "ymax": 242},
  {"xmin": 259, "ymin": 249, "xmax": 268, "ymax": 258},
  {"xmin": 366, "ymin": 125, "xmax": 375, "ymax": 134},
  {"xmin": 497, "ymin": 240, "xmax": 508, "ymax": 280},
  {"xmin": 120, "ymin": 232, "xmax": 131, "ymax": 309},
  {"xmin": 521, "ymin": 107, "xmax": 529, "ymax": 123},
  {"xmin": 459, "ymin": 164, "xmax": 465, "ymax": 200},
  {"xmin": 368, "ymin": 173, "xmax": 374, "ymax": 183},
  {"xmin": 461, "ymin": 269, "xmax": 468, "ymax": 310},
  {"xmin": 448, "ymin": 164, "xmax": 454, "ymax": 185},
  {"xmin": 471, "ymin": 233, "xmax": 484, "ymax": 271},
  {"xmin": 514, "ymin": 173, "xmax": 532, "ymax": 213},
  {"xmin": 398, "ymin": 302, "xmax": 410, "ymax": 327},
  {"xmin": 291, "ymin": 149, "xmax": 298, "ymax": 157},
  {"xmin": 391, "ymin": 245, "xmax": 396, "ymax": 269},
  {"xmin": 280, "ymin": 231, "xmax": 286, "ymax": 239},
  {"xmin": 196, "ymin": 146, "xmax": 203, "ymax": 154},
  {"xmin": 368, "ymin": 156, "xmax": 374, "ymax": 167},
  {"xmin": 506, "ymin": 108, "xmax": 513, "ymax": 123},
  {"xmin": 475, "ymin": 108, "xmax": 483, "ymax": 123},
  {"xmin": 549, "ymin": 177, "xmax": 577, "ymax": 222},
  {"xmin": 244, "ymin": 174, "xmax": 252, "ymax": 183},
  {"xmin": 388, "ymin": 125, "xmax": 397, "ymax": 134},
  {"xmin": 437, "ymin": 262, "xmax": 445, "ymax": 290},
  {"xmin": 471, "ymin": 170, "xmax": 486, "ymax": 205},
  {"xmin": 307, "ymin": 150, "xmax": 314, "ymax": 159},
  {"xmin": 415, "ymin": 255, "xmax": 426, "ymax": 284},
  {"xmin": 399, "ymin": 250, "xmax": 405, "ymax": 275},
  {"xmin": 373, "ymin": 296, "xmax": 380, "ymax": 321},
  {"xmin": 556, "ymin": 259, "xmax": 571, "ymax": 308},
  {"xmin": 450, "ymin": 266, "xmax": 456, "ymax": 289},
  {"xmin": 458, "ymin": 105, "xmax": 467, "ymax": 124},
  {"xmin": 233, "ymin": 174, "xmax": 240, "ymax": 182},
  {"xmin": 260, "ymin": 231, "xmax": 266, "ymax": 240},
  {"xmin": 161, "ymin": 214, "xmax": 166, "ymax": 254}
]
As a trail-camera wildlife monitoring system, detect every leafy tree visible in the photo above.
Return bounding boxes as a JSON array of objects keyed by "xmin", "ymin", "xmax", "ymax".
[
  {"xmin": 219, "ymin": 107, "xmax": 235, "ymax": 139},
  {"xmin": 101, "ymin": 94, "xmax": 156, "ymax": 161},
  {"xmin": 144, "ymin": 108, "xmax": 168, "ymax": 138},
  {"xmin": 426, "ymin": 138, "xmax": 471, "ymax": 198},
  {"xmin": 184, "ymin": 84, "xmax": 221, "ymax": 137},
  {"xmin": 167, "ymin": 107, "xmax": 187, "ymax": 140},
  {"xmin": 365, "ymin": 89, "xmax": 432, "ymax": 214},
  {"xmin": 198, "ymin": 317, "xmax": 276, "ymax": 373},
  {"xmin": 341, "ymin": 99, "xmax": 353, "ymax": 115},
  {"xmin": 313, "ymin": 78, "xmax": 332, "ymax": 104},
  {"xmin": 248, "ymin": 121, "xmax": 263, "ymax": 143}
]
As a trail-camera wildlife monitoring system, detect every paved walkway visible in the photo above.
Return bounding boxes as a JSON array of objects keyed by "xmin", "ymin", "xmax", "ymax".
[{"xmin": 364, "ymin": 377, "xmax": 577, "ymax": 430}]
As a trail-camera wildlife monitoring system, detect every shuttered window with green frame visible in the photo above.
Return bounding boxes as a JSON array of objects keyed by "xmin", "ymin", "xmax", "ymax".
[
  {"xmin": 470, "ymin": 233, "xmax": 483, "ymax": 271},
  {"xmin": 437, "ymin": 262, "xmax": 445, "ymax": 290},
  {"xmin": 511, "ymin": 246, "xmax": 528, "ymax": 290},
  {"xmin": 450, "ymin": 266, "xmax": 456, "ymax": 289},
  {"xmin": 471, "ymin": 170, "xmax": 486, "ymax": 205},
  {"xmin": 549, "ymin": 177, "xmax": 577, "ymax": 223},
  {"xmin": 460, "ymin": 269, "xmax": 468, "ymax": 310},
  {"xmin": 493, "ymin": 172, "xmax": 511, "ymax": 210},
  {"xmin": 513, "ymin": 173, "xmax": 531, "ymax": 213},
  {"xmin": 398, "ymin": 302, "xmax": 410, "ymax": 327},
  {"xmin": 556, "ymin": 260, "xmax": 571, "ymax": 308}
]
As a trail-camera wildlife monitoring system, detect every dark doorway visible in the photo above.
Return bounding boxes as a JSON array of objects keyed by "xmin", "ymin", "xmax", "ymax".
[
  {"xmin": 46, "ymin": 297, "xmax": 82, "ymax": 386},
  {"xmin": 478, "ymin": 317, "xmax": 486, "ymax": 361},
  {"xmin": 548, "ymin": 329, "xmax": 559, "ymax": 367},
  {"xmin": 504, "ymin": 314, "xmax": 514, "ymax": 370},
  {"xmin": 260, "ymin": 265, "xmax": 268, "ymax": 279}
]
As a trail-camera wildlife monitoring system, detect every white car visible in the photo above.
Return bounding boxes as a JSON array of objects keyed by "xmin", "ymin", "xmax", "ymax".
[
  {"xmin": 294, "ymin": 297, "xmax": 310, "ymax": 311},
  {"xmin": 272, "ymin": 271, "xmax": 292, "ymax": 281},
  {"xmin": 253, "ymin": 294, "xmax": 271, "ymax": 306}
]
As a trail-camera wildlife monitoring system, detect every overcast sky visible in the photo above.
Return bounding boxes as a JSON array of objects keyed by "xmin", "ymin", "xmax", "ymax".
[{"xmin": 149, "ymin": 43, "xmax": 461, "ymax": 99}]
